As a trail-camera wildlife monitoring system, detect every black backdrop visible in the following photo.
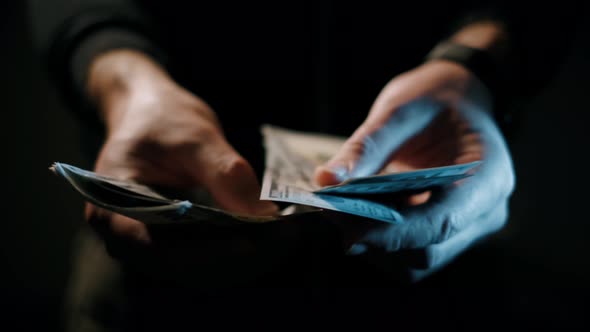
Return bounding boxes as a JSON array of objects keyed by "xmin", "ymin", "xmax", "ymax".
[{"xmin": 2, "ymin": 1, "xmax": 589, "ymax": 331}]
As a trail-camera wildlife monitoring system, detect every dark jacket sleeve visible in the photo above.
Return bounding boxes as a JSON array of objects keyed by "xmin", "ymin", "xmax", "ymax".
[
  {"xmin": 30, "ymin": 0, "xmax": 167, "ymax": 126},
  {"xmin": 441, "ymin": 1, "xmax": 586, "ymax": 133}
]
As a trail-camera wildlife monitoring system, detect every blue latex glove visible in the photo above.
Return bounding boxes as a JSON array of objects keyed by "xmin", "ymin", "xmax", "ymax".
[{"xmin": 315, "ymin": 60, "xmax": 515, "ymax": 281}]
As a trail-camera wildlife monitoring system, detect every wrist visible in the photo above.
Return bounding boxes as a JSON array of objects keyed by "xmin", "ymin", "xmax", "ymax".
[
  {"xmin": 412, "ymin": 60, "xmax": 473, "ymax": 101},
  {"xmin": 88, "ymin": 49, "xmax": 173, "ymax": 124},
  {"xmin": 427, "ymin": 21, "xmax": 509, "ymax": 96},
  {"xmin": 425, "ymin": 43, "xmax": 498, "ymax": 104},
  {"xmin": 450, "ymin": 21, "xmax": 508, "ymax": 56}
]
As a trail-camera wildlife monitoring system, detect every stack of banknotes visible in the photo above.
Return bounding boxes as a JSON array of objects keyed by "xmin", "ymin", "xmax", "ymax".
[{"xmin": 51, "ymin": 125, "xmax": 480, "ymax": 225}]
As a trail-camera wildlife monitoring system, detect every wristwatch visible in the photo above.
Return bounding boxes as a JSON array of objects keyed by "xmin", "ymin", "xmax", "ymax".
[
  {"xmin": 425, "ymin": 41, "xmax": 517, "ymax": 136},
  {"xmin": 425, "ymin": 41, "xmax": 500, "ymax": 98}
]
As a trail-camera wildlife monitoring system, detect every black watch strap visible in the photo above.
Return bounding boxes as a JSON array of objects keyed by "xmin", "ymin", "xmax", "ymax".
[
  {"xmin": 425, "ymin": 41, "xmax": 520, "ymax": 137},
  {"xmin": 425, "ymin": 41, "xmax": 501, "ymax": 100}
]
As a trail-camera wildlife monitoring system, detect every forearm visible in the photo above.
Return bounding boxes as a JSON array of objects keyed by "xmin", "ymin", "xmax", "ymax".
[
  {"xmin": 450, "ymin": 21, "xmax": 508, "ymax": 55},
  {"xmin": 424, "ymin": 19, "xmax": 511, "ymax": 118},
  {"xmin": 444, "ymin": 2, "xmax": 584, "ymax": 98}
]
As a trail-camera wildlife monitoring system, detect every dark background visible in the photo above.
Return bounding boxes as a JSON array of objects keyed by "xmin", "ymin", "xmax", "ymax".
[{"xmin": 2, "ymin": 1, "xmax": 589, "ymax": 331}]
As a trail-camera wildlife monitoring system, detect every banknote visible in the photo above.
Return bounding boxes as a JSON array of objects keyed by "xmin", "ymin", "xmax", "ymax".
[
  {"xmin": 316, "ymin": 162, "xmax": 480, "ymax": 195},
  {"xmin": 51, "ymin": 163, "xmax": 282, "ymax": 225},
  {"xmin": 259, "ymin": 125, "xmax": 480, "ymax": 223},
  {"xmin": 259, "ymin": 140, "xmax": 404, "ymax": 223},
  {"xmin": 260, "ymin": 125, "xmax": 479, "ymax": 193}
]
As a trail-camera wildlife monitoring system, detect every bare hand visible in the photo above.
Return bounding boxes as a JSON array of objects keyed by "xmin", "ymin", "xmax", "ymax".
[{"xmin": 83, "ymin": 50, "xmax": 280, "ymax": 284}]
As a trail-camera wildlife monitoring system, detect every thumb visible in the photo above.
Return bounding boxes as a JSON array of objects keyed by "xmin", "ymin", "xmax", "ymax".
[
  {"xmin": 314, "ymin": 127, "xmax": 371, "ymax": 186},
  {"xmin": 191, "ymin": 135, "xmax": 278, "ymax": 216},
  {"xmin": 315, "ymin": 98, "xmax": 442, "ymax": 186}
]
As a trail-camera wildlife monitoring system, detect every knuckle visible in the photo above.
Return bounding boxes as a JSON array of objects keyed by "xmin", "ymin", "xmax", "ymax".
[
  {"xmin": 492, "ymin": 165, "xmax": 516, "ymax": 203},
  {"xmin": 491, "ymin": 203, "xmax": 510, "ymax": 232},
  {"xmin": 159, "ymin": 123, "xmax": 221, "ymax": 157},
  {"xmin": 111, "ymin": 220, "xmax": 150, "ymax": 244},
  {"xmin": 383, "ymin": 229, "xmax": 401, "ymax": 252},
  {"xmin": 101, "ymin": 222, "xmax": 151, "ymax": 259},
  {"xmin": 85, "ymin": 204, "xmax": 106, "ymax": 228},
  {"xmin": 338, "ymin": 140, "xmax": 365, "ymax": 162},
  {"xmin": 85, "ymin": 204, "xmax": 151, "ymax": 256},
  {"xmin": 196, "ymin": 104, "xmax": 219, "ymax": 125},
  {"xmin": 219, "ymin": 155, "xmax": 252, "ymax": 179},
  {"xmin": 423, "ymin": 246, "xmax": 440, "ymax": 269},
  {"xmin": 193, "ymin": 122, "xmax": 219, "ymax": 141},
  {"xmin": 436, "ymin": 212, "xmax": 459, "ymax": 244},
  {"xmin": 503, "ymin": 167, "xmax": 516, "ymax": 197},
  {"xmin": 182, "ymin": 94, "xmax": 217, "ymax": 122}
]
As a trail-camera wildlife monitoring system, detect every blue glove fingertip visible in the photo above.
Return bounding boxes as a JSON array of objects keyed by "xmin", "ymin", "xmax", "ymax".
[{"xmin": 346, "ymin": 243, "xmax": 369, "ymax": 256}]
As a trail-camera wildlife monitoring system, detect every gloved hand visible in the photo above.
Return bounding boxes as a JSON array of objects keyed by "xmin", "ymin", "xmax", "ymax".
[{"xmin": 315, "ymin": 60, "xmax": 515, "ymax": 280}]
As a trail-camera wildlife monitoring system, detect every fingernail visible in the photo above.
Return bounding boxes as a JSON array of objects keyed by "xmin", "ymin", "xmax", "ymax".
[
  {"xmin": 330, "ymin": 165, "xmax": 350, "ymax": 182},
  {"xmin": 346, "ymin": 243, "xmax": 368, "ymax": 256}
]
